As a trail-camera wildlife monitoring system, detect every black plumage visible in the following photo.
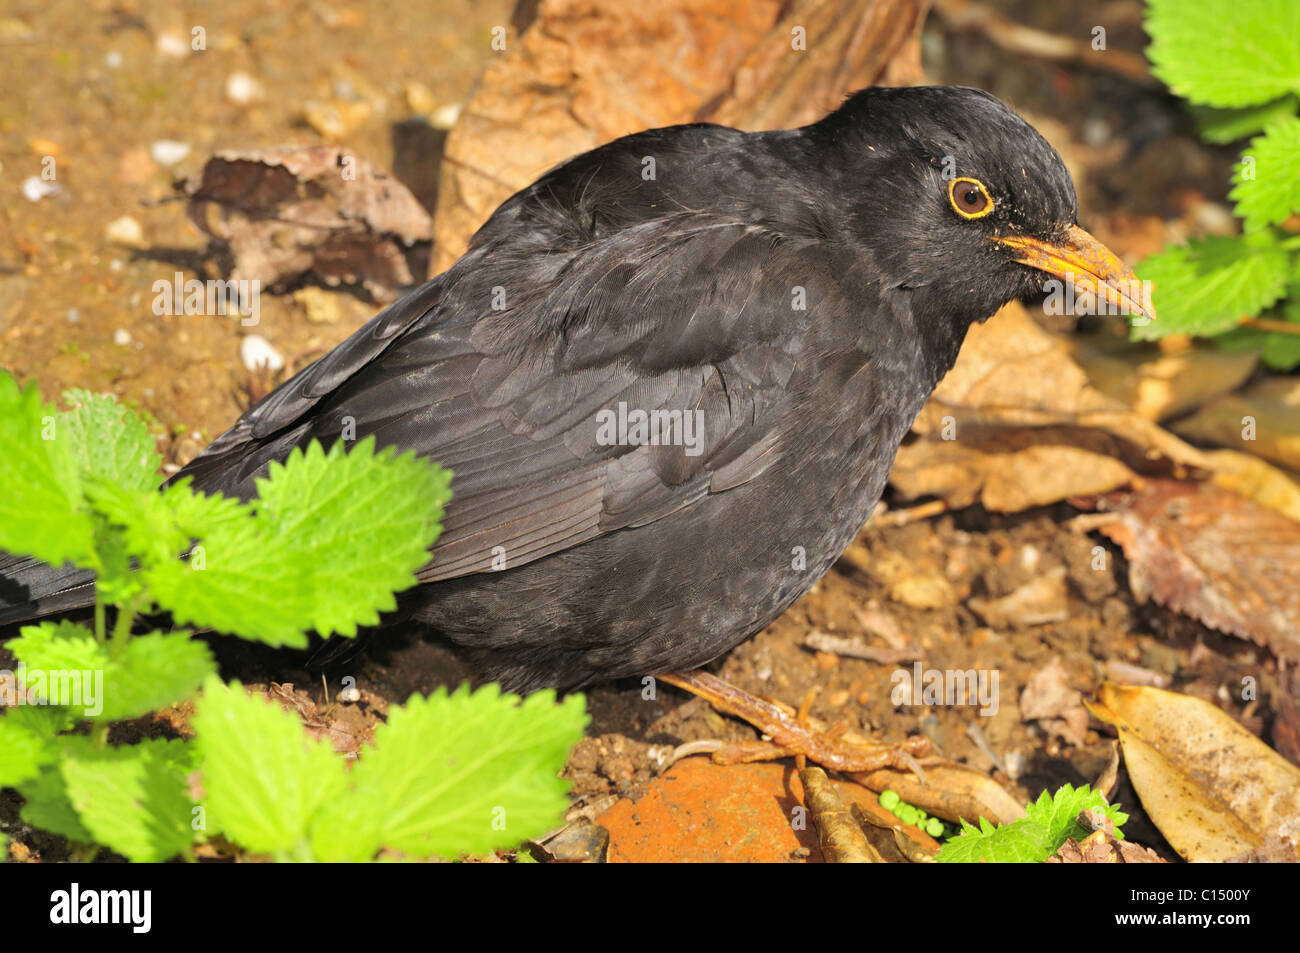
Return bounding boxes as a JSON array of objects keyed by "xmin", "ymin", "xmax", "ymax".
[{"xmin": 1, "ymin": 86, "xmax": 1142, "ymax": 693}]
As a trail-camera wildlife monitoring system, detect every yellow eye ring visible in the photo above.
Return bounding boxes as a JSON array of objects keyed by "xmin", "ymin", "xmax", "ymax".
[{"xmin": 948, "ymin": 177, "xmax": 994, "ymax": 219}]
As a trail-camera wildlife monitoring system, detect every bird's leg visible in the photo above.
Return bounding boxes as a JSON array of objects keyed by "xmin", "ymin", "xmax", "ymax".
[{"xmin": 660, "ymin": 669, "xmax": 930, "ymax": 776}]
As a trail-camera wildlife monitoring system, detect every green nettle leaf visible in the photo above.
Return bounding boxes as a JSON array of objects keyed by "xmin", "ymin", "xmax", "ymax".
[
  {"xmin": 193, "ymin": 678, "xmax": 349, "ymax": 856},
  {"xmin": 83, "ymin": 481, "xmax": 190, "ymax": 573},
  {"xmin": 0, "ymin": 373, "xmax": 95, "ymax": 567},
  {"xmin": 1262, "ymin": 333, "xmax": 1300, "ymax": 369},
  {"xmin": 58, "ymin": 390, "xmax": 162, "ymax": 493},
  {"xmin": 937, "ymin": 784, "xmax": 1127, "ymax": 863},
  {"xmin": 1031, "ymin": 785, "xmax": 1128, "ymax": 847},
  {"xmin": 61, "ymin": 737, "xmax": 195, "ymax": 863},
  {"xmin": 310, "ymin": 684, "xmax": 587, "ymax": 861},
  {"xmin": 97, "ymin": 631, "xmax": 216, "ymax": 723},
  {"xmin": 17, "ymin": 763, "xmax": 93, "ymax": 845},
  {"xmin": 1147, "ymin": 0, "xmax": 1300, "ymax": 107},
  {"xmin": 1229, "ymin": 118, "xmax": 1300, "ymax": 231},
  {"xmin": 147, "ymin": 438, "xmax": 451, "ymax": 647},
  {"xmin": 0, "ymin": 717, "xmax": 55, "ymax": 788},
  {"xmin": 936, "ymin": 816, "xmax": 1050, "ymax": 863},
  {"xmin": 1133, "ymin": 234, "xmax": 1289, "ymax": 340},
  {"xmin": 1264, "ymin": 293, "xmax": 1300, "ymax": 369},
  {"xmin": 8, "ymin": 622, "xmax": 110, "ymax": 713},
  {"xmin": 1193, "ymin": 95, "xmax": 1299, "ymax": 143},
  {"xmin": 2, "ymin": 703, "xmax": 78, "ymax": 737}
]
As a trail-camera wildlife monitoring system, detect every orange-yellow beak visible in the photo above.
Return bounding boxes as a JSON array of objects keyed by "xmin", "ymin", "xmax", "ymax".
[{"xmin": 996, "ymin": 224, "xmax": 1155, "ymax": 323}]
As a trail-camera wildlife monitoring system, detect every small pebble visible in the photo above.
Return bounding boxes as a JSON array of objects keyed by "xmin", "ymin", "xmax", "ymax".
[
  {"xmin": 105, "ymin": 215, "xmax": 144, "ymax": 246},
  {"xmin": 403, "ymin": 80, "xmax": 436, "ymax": 115},
  {"xmin": 20, "ymin": 176, "xmax": 59, "ymax": 202},
  {"xmin": 66, "ymin": 308, "xmax": 79, "ymax": 323},
  {"xmin": 104, "ymin": 50, "xmax": 123, "ymax": 69},
  {"xmin": 240, "ymin": 334, "xmax": 284, "ymax": 372},
  {"xmin": 150, "ymin": 140, "xmax": 191, "ymax": 166},
  {"xmin": 155, "ymin": 29, "xmax": 189, "ymax": 59},
  {"xmin": 113, "ymin": 328, "xmax": 132, "ymax": 347},
  {"xmin": 224, "ymin": 71, "xmax": 263, "ymax": 105},
  {"xmin": 338, "ymin": 684, "xmax": 361, "ymax": 703},
  {"xmin": 303, "ymin": 100, "xmax": 371, "ymax": 139},
  {"xmin": 430, "ymin": 102, "xmax": 461, "ymax": 130}
]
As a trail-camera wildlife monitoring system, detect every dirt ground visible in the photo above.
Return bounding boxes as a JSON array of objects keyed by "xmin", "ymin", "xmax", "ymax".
[{"xmin": 0, "ymin": 0, "xmax": 1281, "ymax": 861}]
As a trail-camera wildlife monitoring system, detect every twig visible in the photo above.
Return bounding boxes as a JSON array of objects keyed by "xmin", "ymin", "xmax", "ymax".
[{"xmin": 931, "ymin": 0, "xmax": 1154, "ymax": 84}]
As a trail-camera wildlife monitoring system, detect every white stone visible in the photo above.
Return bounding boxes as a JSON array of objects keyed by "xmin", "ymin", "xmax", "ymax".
[{"xmin": 240, "ymin": 334, "xmax": 284, "ymax": 372}]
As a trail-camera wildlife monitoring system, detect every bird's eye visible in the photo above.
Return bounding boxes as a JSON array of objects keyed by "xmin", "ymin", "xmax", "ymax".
[{"xmin": 948, "ymin": 177, "xmax": 994, "ymax": 219}]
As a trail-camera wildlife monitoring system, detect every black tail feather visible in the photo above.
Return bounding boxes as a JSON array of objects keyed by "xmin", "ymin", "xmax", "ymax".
[{"xmin": 0, "ymin": 551, "xmax": 96, "ymax": 627}]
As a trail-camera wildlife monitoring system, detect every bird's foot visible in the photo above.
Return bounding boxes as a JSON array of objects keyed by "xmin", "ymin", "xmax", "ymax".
[{"xmin": 660, "ymin": 669, "xmax": 930, "ymax": 776}]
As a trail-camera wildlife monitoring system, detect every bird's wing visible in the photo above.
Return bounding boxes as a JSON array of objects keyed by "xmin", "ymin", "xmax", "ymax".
[{"xmin": 178, "ymin": 218, "xmax": 839, "ymax": 583}]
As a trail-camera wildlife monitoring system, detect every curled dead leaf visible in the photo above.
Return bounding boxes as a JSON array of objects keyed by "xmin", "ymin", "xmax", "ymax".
[
  {"xmin": 800, "ymin": 766, "xmax": 884, "ymax": 862},
  {"xmin": 181, "ymin": 146, "xmax": 433, "ymax": 301},
  {"xmin": 891, "ymin": 303, "xmax": 1210, "ymax": 512},
  {"xmin": 1096, "ymin": 479, "xmax": 1300, "ymax": 659},
  {"xmin": 1088, "ymin": 683, "xmax": 1300, "ymax": 862}
]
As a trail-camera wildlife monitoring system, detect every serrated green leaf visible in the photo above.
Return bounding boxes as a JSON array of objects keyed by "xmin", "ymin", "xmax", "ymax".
[
  {"xmin": 148, "ymin": 438, "xmax": 450, "ymax": 647},
  {"xmin": 937, "ymin": 816, "xmax": 1050, "ymax": 863},
  {"xmin": 0, "ymin": 717, "xmax": 54, "ymax": 787},
  {"xmin": 17, "ymin": 763, "xmax": 93, "ymax": 844},
  {"xmin": 8, "ymin": 621, "xmax": 109, "ymax": 717},
  {"xmin": 310, "ymin": 684, "xmax": 587, "ymax": 860},
  {"xmin": 1192, "ymin": 95, "xmax": 1299, "ymax": 143},
  {"xmin": 62, "ymin": 737, "xmax": 195, "ymax": 862},
  {"xmin": 1026, "ymin": 783, "xmax": 1128, "ymax": 846},
  {"xmin": 937, "ymin": 785, "xmax": 1128, "ymax": 863},
  {"xmin": 1147, "ymin": 0, "xmax": 1300, "ymax": 107},
  {"xmin": 83, "ymin": 481, "xmax": 189, "ymax": 572},
  {"xmin": 1133, "ymin": 234, "xmax": 1289, "ymax": 339},
  {"xmin": 58, "ymin": 390, "xmax": 162, "ymax": 493},
  {"xmin": 1230, "ymin": 118, "xmax": 1300, "ymax": 231},
  {"xmin": 1217, "ymin": 314, "xmax": 1300, "ymax": 369},
  {"xmin": 193, "ymin": 677, "xmax": 348, "ymax": 855},
  {"xmin": 98, "ymin": 631, "xmax": 215, "ymax": 722},
  {"xmin": 0, "ymin": 373, "xmax": 95, "ymax": 566},
  {"xmin": 1261, "ymin": 333, "xmax": 1300, "ymax": 368},
  {"xmin": 2, "ymin": 703, "xmax": 78, "ymax": 736}
]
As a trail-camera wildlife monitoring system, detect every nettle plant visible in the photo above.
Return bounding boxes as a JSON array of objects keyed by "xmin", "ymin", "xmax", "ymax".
[
  {"xmin": 0, "ymin": 372, "xmax": 586, "ymax": 861},
  {"xmin": 1135, "ymin": 0, "xmax": 1300, "ymax": 368},
  {"xmin": 936, "ymin": 784, "xmax": 1128, "ymax": 863}
]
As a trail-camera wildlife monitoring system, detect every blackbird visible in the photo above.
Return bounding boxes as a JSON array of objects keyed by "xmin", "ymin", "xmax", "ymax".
[{"xmin": 2, "ymin": 86, "xmax": 1150, "ymax": 761}]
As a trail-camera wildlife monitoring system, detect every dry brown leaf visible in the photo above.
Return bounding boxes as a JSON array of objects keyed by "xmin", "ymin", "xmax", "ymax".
[
  {"xmin": 1096, "ymin": 479, "xmax": 1300, "ymax": 660},
  {"xmin": 182, "ymin": 147, "xmax": 433, "ymax": 301},
  {"xmin": 1203, "ymin": 449, "xmax": 1300, "ymax": 524},
  {"xmin": 891, "ymin": 303, "xmax": 1211, "ymax": 512},
  {"xmin": 1088, "ymin": 683, "xmax": 1300, "ymax": 862},
  {"xmin": 1047, "ymin": 829, "xmax": 1167, "ymax": 863},
  {"xmin": 1019, "ymin": 654, "xmax": 1088, "ymax": 747},
  {"xmin": 801, "ymin": 766, "xmax": 884, "ymax": 862},
  {"xmin": 1069, "ymin": 335, "xmax": 1258, "ymax": 422},
  {"xmin": 1175, "ymin": 377, "xmax": 1300, "ymax": 475},
  {"xmin": 969, "ymin": 564, "xmax": 1069, "ymax": 627},
  {"xmin": 432, "ymin": 0, "xmax": 926, "ymax": 271}
]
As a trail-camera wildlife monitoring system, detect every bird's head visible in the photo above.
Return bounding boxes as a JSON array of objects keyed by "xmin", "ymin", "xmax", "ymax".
[{"xmin": 813, "ymin": 85, "xmax": 1153, "ymax": 331}]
